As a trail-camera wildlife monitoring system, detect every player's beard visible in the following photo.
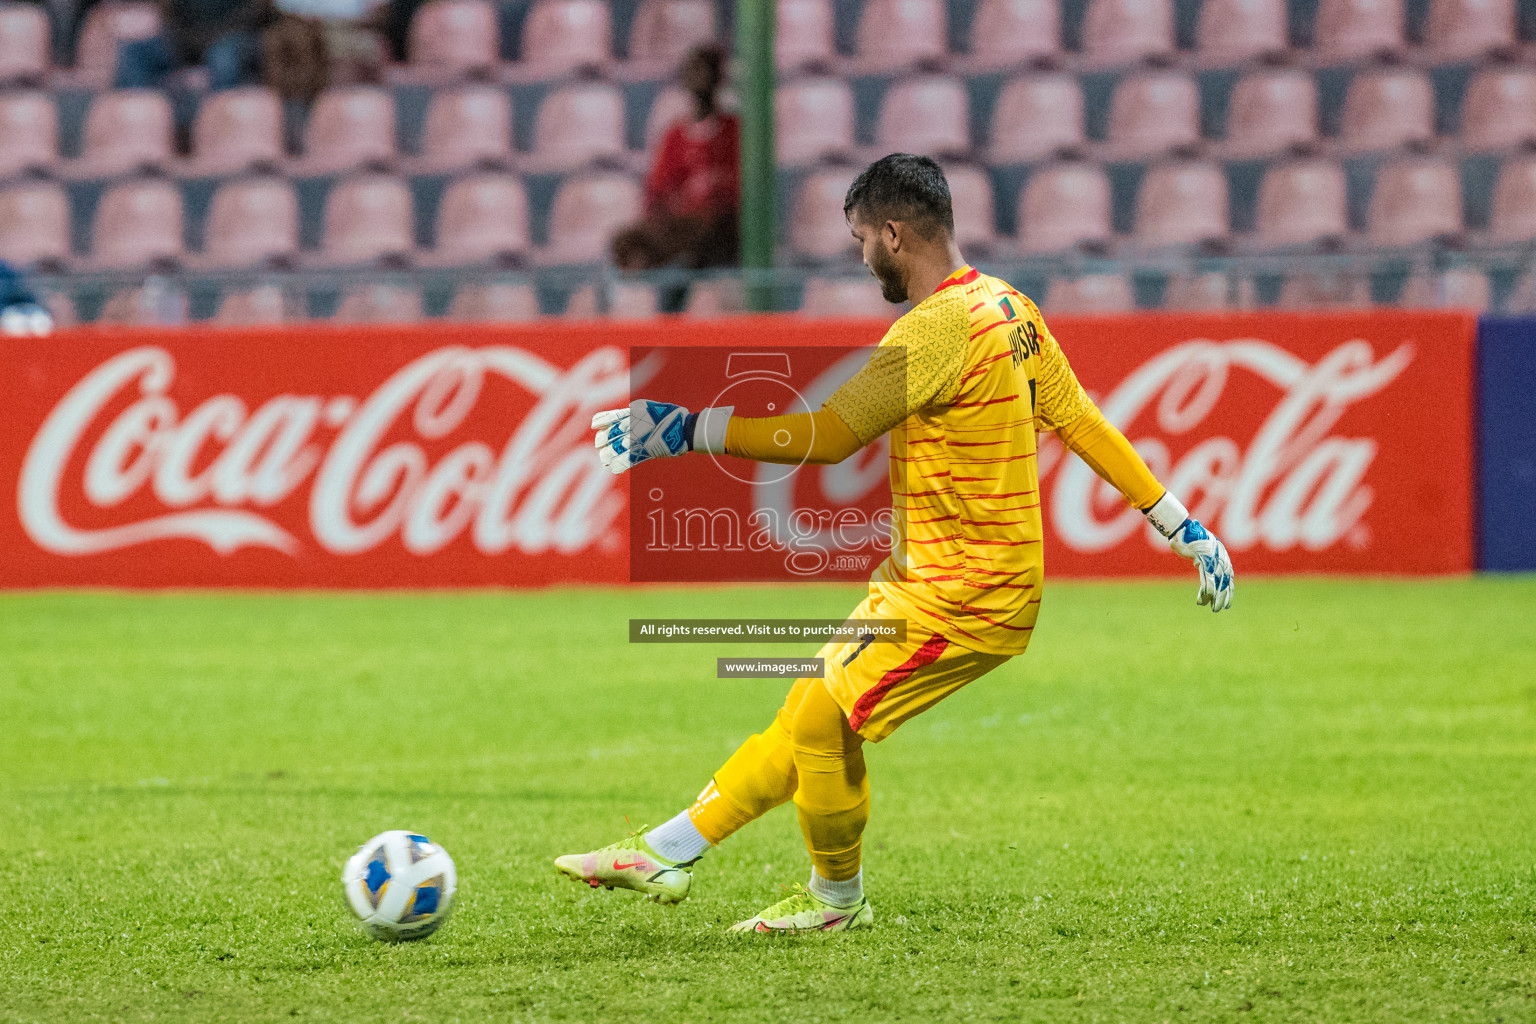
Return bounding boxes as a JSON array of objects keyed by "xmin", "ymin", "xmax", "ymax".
[{"xmin": 868, "ymin": 238, "xmax": 907, "ymax": 303}]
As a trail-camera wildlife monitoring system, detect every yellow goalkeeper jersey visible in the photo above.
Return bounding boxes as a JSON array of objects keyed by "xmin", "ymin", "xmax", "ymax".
[{"xmin": 823, "ymin": 266, "xmax": 1093, "ymax": 656}]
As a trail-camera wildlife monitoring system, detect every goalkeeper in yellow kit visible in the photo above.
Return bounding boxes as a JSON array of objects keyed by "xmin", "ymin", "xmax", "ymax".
[{"xmin": 558, "ymin": 154, "xmax": 1235, "ymax": 933}]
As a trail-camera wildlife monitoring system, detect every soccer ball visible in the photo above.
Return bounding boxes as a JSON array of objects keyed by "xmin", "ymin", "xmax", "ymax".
[{"xmin": 341, "ymin": 830, "xmax": 457, "ymax": 941}]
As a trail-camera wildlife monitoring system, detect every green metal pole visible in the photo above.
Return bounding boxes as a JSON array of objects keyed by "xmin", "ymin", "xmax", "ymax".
[{"xmin": 736, "ymin": 0, "xmax": 775, "ymax": 311}]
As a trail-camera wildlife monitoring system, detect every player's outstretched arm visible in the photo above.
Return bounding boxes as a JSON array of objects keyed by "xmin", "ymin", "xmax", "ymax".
[{"xmin": 592, "ymin": 400, "xmax": 863, "ymax": 473}]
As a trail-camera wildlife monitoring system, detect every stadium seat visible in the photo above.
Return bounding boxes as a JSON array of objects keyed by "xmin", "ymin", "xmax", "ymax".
[
  {"xmin": 302, "ymin": 87, "xmax": 396, "ymax": 175},
  {"xmin": 1164, "ymin": 271, "xmax": 1252, "ymax": 310},
  {"xmin": 519, "ymin": 0, "xmax": 611, "ymax": 73},
  {"xmin": 565, "ymin": 282, "xmax": 659, "ymax": 319},
  {"xmin": 684, "ymin": 276, "xmax": 746, "ymax": 315},
  {"xmin": 1194, "ymin": 0, "xmax": 1287, "ymax": 65},
  {"xmin": 789, "ymin": 169, "xmax": 862, "ymax": 262},
  {"xmin": 74, "ymin": 89, "xmax": 173, "ymax": 177},
  {"xmin": 415, "ymin": 85, "xmax": 513, "ymax": 172},
  {"xmin": 529, "ymin": 82, "xmax": 626, "ymax": 170},
  {"xmin": 1312, "ymin": 0, "xmax": 1404, "ymax": 61},
  {"xmin": 1105, "ymin": 71, "xmax": 1200, "ymax": 158},
  {"xmin": 989, "ymin": 74, "xmax": 1085, "ymax": 163},
  {"xmin": 1134, "ymin": 160, "xmax": 1229, "ymax": 248},
  {"xmin": 409, "ymin": 0, "xmax": 499, "ymax": 75},
  {"xmin": 1367, "ymin": 157, "xmax": 1463, "ymax": 247},
  {"xmin": 628, "ymin": 0, "xmax": 716, "ymax": 66},
  {"xmin": 334, "ymin": 284, "xmax": 424, "ymax": 323},
  {"xmin": 1398, "ymin": 267, "xmax": 1492, "ymax": 309},
  {"xmin": 91, "ymin": 179, "xmax": 183, "ymax": 269},
  {"xmin": 0, "ymin": 182, "xmax": 70, "ymax": 268},
  {"xmin": 1424, "ymin": 0, "xmax": 1515, "ymax": 60},
  {"xmin": 1487, "ymin": 156, "xmax": 1536, "ymax": 244},
  {"xmin": 1277, "ymin": 270, "xmax": 1371, "ymax": 308},
  {"xmin": 0, "ymin": 3, "xmax": 49, "ymax": 84},
  {"xmin": 213, "ymin": 285, "xmax": 295, "ymax": 326},
  {"xmin": 98, "ymin": 281, "xmax": 188, "ymax": 324},
  {"xmin": 189, "ymin": 87, "xmax": 284, "ymax": 176},
  {"xmin": 320, "ymin": 174, "xmax": 415, "ymax": 265},
  {"xmin": 0, "ymin": 92, "xmax": 57, "ymax": 178},
  {"xmin": 1339, "ymin": 67, "xmax": 1434, "ymax": 153},
  {"xmin": 943, "ymin": 162, "xmax": 998, "ymax": 250},
  {"xmin": 447, "ymin": 281, "xmax": 542, "ymax": 320},
  {"xmin": 1016, "ymin": 161, "xmax": 1113, "ymax": 253},
  {"xmin": 800, "ymin": 277, "xmax": 897, "ymax": 318},
  {"xmin": 1222, "ymin": 69, "xmax": 1317, "ymax": 157},
  {"xmin": 73, "ymin": 1, "xmax": 161, "ymax": 88},
  {"xmin": 966, "ymin": 0, "xmax": 1059, "ymax": 70},
  {"xmin": 1254, "ymin": 158, "xmax": 1348, "ymax": 248},
  {"xmin": 1081, "ymin": 0, "xmax": 1174, "ymax": 68},
  {"xmin": 202, "ymin": 178, "xmax": 299, "ymax": 269},
  {"xmin": 1043, "ymin": 273, "xmax": 1134, "ymax": 312},
  {"xmin": 875, "ymin": 76, "xmax": 970, "ymax": 157},
  {"xmin": 643, "ymin": 86, "xmax": 695, "ymax": 152},
  {"xmin": 854, "ymin": 0, "xmax": 947, "ymax": 72},
  {"xmin": 432, "ymin": 172, "xmax": 530, "ymax": 263},
  {"xmin": 1459, "ymin": 69, "xmax": 1536, "ymax": 152},
  {"xmin": 776, "ymin": 0, "xmax": 835, "ymax": 72},
  {"xmin": 776, "ymin": 77, "xmax": 855, "ymax": 167},
  {"xmin": 539, "ymin": 171, "xmax": 642, "ymax": 264}
]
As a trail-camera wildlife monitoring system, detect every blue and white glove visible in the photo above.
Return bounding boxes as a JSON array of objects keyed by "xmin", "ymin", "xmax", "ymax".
[
  {"xmin": 1145, "ymin": 493, "xmax": 1234, "ymax": 613},
  {"xmin": 591, "ymin": 400, "xmax": 733, "ymax": 474}
]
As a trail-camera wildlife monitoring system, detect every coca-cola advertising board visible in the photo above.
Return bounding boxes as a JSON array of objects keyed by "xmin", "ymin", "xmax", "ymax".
[{"xmin": 0, "ymin": 312, "xmax": 1475, "ymax": 587}]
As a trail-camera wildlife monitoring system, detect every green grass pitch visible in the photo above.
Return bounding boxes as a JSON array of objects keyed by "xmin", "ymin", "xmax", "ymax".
[{"xmin": 4, "ymin": 578, "xmax": 1535, "ymax": 1023}]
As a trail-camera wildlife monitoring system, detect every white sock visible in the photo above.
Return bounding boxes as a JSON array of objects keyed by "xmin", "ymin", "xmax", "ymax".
[
  {"xmin": 809, "ymin": 867, "xmax": 864, "ymax": 906},
  {"xmin": 644, "ymin": 811, "xmax": 711, "ymax": 864}
]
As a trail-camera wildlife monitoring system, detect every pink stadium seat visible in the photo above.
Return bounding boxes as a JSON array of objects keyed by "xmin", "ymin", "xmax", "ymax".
[
  {"xmin": 989, "ymin": 74, "xmax": 1084, "ymax": 163},
  {"xmin": 1459, "ymin": 70, "xmax": 1536, "ymax": 152},
  {"xmin": 74, "ymin": 1, "xmax": 161, "ymax": 87},
  {"xmin": 1340, "ymin": 67, "xmax": 1433, "ymax": 153},
  {"xmin": 98, "ymin": 281, "xmax": 188, "ymax": 325},
  {"xmin": 855, "ymin": 0, "xmax": 947, "ymax": 72},
  {"xmin": 800, "ymin": 277, "xmax": 898, "ymax": 319},
  {"xmin": 448, "ymin": 282, "xmax": 541, "ymax": 321},
  {"xmin": 92, "ymin": 179, "xmax": 183, "ymax": 269},
  {"xmin": 1017, "ymin": 161, "xmax": 1112, "ymax": 253},
  {"xmin": 685, "ymin": 277, "xmax": 746, "ymax": 316},
  {"xmin": 1367, "ymin": 157, "xmax": 1463, "ymax": 247},
  {"xmin": 0, "ymin": 182, "xmax": 70, "ymax": 268},
  {"xmin": 777, "ymin": 0, "xmax": 835, "ymax": 72},
  {"xmin": 875, "ymin": 76, "xmax": 970, "ymax": 157},
  {"xmin": 1313, "ymin": 0, "xmax": 1404, "ymax": 61},
  {"xmin": 0, "ymin": 92, "xmax": 57, "ymax": 177},
  {"xmin": 777, "ymin": 77, "xmax": 855, "ymax": 167},
  {"xmin": 1424, "ymin": 0, "xmax": 1514, "ymax": 60},
  {"xmin": 321, "ymin": 175, "xmax": 415, "ymax": 265},
  {"xmin": 1487, "ymin": 156, "xmax": 1536, "ymax": 244},
  {"xmin": 1105, "ymin": 71, "xmax": 1200, "ymax": 158},
  {"xmin": 530, "ymin": 83, "xmax": 626, "ymax": 170},
  {"xmin": 1278, "ymin": 270, "xmax": 1370, "ymax": 309},
  {"xmin": 566, "ymin": 282, "xmax": 659, "ymax": 320},
  {"xmin": 75, "ymin": 89, "xmax": 173, "ymax": 177},
  {"xmin": 539, "ymin": 171, "xmax": 642, "ymax": 264},
  {"xmin": 1254, "ymin": 158, "xmax": 1348, "ymax": 247},
  {"xmin": 1043, "ymin": 274, "xmax": 1134, "ymax": 312},
  {"xmin": 790, "ymin": 169, "xmax": 861, "ymax": 262},
  {"xmin": 1164, "ymin": 272, "xmax": 1252, "ymax": 310},
  {"xmin": 1195, "ymin": 0, "xmax": 1287, "ymax": 65},
  {"xmin": 202, "ymin": 179, "xmax": 299, "ymax": 269},
  {"xmin": 1134, "ymin": 161, "xmax": 1229, "ymax": 248},
  {"xmin": 409, "ymin": 0, "xmax": 499, "ymax": 75},
  {"xmin": 0, "ymin": 3, "xmax": 49, "ymax": 84},
  {"xmin": 644, "ymin": 86, "xmax": 695, "ymax": 152},
  {"xmin": 1398, "ymin": 268, "xmax": 1491, "ymax": 309},
  {"xmin": 432, "ymin": 172, "xmax": 530, "ymax": 263},
  {"xmin": 189, "ymin": 87, "xmax": 284, "ymax": 176},
  {"xmin": 213, "ymin": 286, "xmax": 294, "ymax": 326},
  {"xmin": 1222, "ymin": 69, "xmax": 1317, "ymax": 157},
  {"xmin": 519, "ymin": 0, "xmax": 611, "ymax": 73},
  {"xmin": 943, "ymin": 162, "xmax": 997, "ymax": 249},
  {"xmin": 967, "ymin": 0, "xmax": 1059, "ymax": 69},
  {"xmin": 1081, "ymin": 0, "xmax": 1174, "ymax": 68},
  {"xmin": 334, "ymin": 284, "xmax": 424, "ymax": 323},
  {"xmin": 628, "ymin": 0, "xmax": 716, "ymax": 66},
  {"xmin": 302, "ymin": 87, "xmax": 396, "ymax": 174},
  {"xmin": 416, "ymin": 85, "xmax": 513, "ymax": 171}
]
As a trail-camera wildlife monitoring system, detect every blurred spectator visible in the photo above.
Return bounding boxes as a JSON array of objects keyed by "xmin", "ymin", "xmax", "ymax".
[
  {"xmin": 263, "ymin": 0, "xmax": 387, "ymax": 112},
  {"xmin": 612, "ymin": 45, "xmax": 739, "ymax": 273},
  {"xmin": 114, "ymin": 0, "xmax": 273, "ymax": 91},
  {"xmin": 0, "ymin": 261, "xmax": 55, "ymax": 336}
]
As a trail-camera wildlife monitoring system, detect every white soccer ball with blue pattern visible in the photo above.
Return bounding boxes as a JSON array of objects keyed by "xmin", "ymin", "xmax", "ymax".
[{"xmin": 342, "ymin": 830, "xmax": 457, "ymax": 941}]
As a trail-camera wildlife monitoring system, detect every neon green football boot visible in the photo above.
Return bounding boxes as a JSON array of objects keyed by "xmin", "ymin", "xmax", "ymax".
[
  {"xmin": 728, "ymin": 883, "xmax": 873, "ymax": 934},
  {"xmin": 553, "ymin": 827, "xmax": 694, "ymax": 905}
]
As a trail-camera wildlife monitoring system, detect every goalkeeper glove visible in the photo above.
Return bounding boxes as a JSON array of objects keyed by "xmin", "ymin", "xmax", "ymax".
[
  {"xmin": 1145, "ymin": 493, "xmax": 1234, "ymax": 613},
  {"xmin": 591, "ymin": 400, "xmax": 733, "ymax": 474}
]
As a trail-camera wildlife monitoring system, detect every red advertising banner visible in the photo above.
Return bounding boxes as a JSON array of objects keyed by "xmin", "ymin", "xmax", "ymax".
[{"xmin": 0, "ymin": 311, "xmax": 1475, "ymax": 587}]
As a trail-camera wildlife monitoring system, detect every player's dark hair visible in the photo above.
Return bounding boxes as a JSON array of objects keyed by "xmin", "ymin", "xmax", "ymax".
[{"xmin": 843, "ymin": 154, "xmax": 954, "ymax": 240}]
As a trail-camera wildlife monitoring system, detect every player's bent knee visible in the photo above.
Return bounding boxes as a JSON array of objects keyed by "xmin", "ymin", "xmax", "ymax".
[{"xmin": 790, "ymin": 679, "xmax": 858, "ymax": 759}]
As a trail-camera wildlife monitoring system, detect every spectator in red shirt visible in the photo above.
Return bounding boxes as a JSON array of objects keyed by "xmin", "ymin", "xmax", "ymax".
[{"xmin": 612, "ymin": 45, "xmax": 740, "ymax": 273}]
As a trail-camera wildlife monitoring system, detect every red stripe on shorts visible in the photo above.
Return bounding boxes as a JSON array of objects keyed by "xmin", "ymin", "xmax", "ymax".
[{"xmin": 847, "ymin": 634, "xmax": 951, "ymax": 731}]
